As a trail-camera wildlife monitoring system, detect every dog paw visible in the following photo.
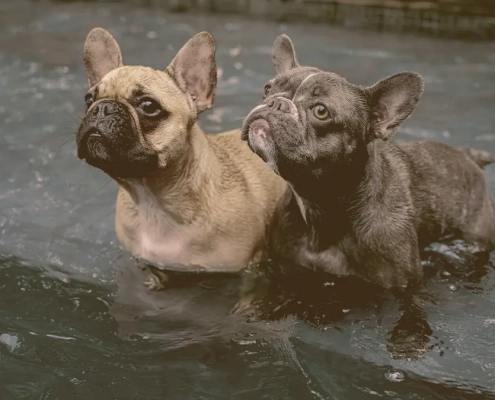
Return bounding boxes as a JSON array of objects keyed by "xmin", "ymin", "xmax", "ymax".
[
  {"xmin": 231, "ymin": 293, "xmax": 264, "ymax": 323},
  {"xmin": 231, "ymin": 297, "xmax": 254, "ymax": 315},
  {"xmin": 143, "ymin": 273, "xmax": 168, "ymax": 291}
]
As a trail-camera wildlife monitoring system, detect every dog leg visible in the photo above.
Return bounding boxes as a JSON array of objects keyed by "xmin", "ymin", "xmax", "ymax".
[
  {"xmin": 231, "ymin": 265, "xmax": 270, "ymax": 318},
  {"xmin": 387, "ymin": 288, "xmax": 433, "ymax": 360},
  {"xmin": 143, "ymin": 266, "xmax": 170, "ymax": 291}
]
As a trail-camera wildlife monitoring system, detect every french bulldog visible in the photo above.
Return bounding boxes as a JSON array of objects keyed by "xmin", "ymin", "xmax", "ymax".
[
  {"xmin": 76, "ymin": 28, "xmax": 286, "ymax": 288},
  {"xmin": 241, "ymin": 34, "xmax": 495, "ymax": 289}
]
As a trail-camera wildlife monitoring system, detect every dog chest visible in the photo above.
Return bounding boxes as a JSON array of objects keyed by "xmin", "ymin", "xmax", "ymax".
[
  {"xmin": 297, "ymin": 242, "xmax": 350, "ymax": 276},
  {"xmin": 117, "ymin": 194, "xmax": 255, "ymax": 272}
]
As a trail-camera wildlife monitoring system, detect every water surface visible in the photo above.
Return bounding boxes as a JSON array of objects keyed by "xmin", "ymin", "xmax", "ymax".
[{"xmin": 1, "ymin": 1, "xmax": 495, "ymax": 398}]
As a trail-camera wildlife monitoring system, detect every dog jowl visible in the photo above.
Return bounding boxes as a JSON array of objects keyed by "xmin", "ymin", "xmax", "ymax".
[{"xmin": 242, "ymin": 34, "xmax": 495, "ymax": 288}]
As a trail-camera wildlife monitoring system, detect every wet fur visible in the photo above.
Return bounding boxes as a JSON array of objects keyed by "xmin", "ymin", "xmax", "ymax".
[{"xmin": 243, "ymin": 35, "xmax": 495, "ymax": 288}]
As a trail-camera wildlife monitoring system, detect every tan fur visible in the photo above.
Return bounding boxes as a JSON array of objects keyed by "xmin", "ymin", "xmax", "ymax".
[
  {"xmin": 115, "ymin": 126, "xmax": 286, "ymax": 272},
  {"xmin": 81, "ymin": 29, "xmax": 287, "ymax": 274}
]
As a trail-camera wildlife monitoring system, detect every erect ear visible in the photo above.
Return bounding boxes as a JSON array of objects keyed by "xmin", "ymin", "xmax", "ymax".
[
  {"xmin": 83, "ymin": 28, "xmax": 123, "ymax": 88},
  {"xmin": 166, "ymin": 31, "xmax": 217, "ymax": 114},
  {"xmin": 272, "ymin": 34, "xmax": 300, "ymax": 75},
  {"xmin": 367, "ymin": 72, "xmax": 424, "ymax": 141}
]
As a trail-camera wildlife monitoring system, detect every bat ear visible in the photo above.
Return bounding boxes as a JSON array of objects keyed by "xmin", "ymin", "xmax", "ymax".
[
  {"xmin": 83, "ymin": 28, "xmax": 123, "ymax": 87},
  {"xmin": 272, "ymin": 34, "xmax": 300, "ymax": 75},
  {"xmin": 166, "ymin": 31, "xmax": 217, "ymax": 114},
  {"xmin": 367, "ymin": 72, "xmax": 424, "ymax": 141}
]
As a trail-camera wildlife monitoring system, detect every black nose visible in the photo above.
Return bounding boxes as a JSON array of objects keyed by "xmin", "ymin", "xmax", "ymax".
[
  {"xmin": 266, "ymin": 97, "xmax": 291, "ymax": 113},
  {"xmin": 90, "ymin": 100, "xmax": 121, "ymax": 118}
]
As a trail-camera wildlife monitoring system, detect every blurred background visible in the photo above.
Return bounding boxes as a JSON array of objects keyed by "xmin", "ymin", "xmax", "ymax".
[
  {"xmin": 0, "ymin": 0, "xmax": 495, "ymax": 399},
  {"xmin": 46, "ymin": 0, "xmax": 495, "ymax": 39}
]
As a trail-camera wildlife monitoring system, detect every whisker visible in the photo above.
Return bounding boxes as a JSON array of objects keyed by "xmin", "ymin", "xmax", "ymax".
[
  {"xmin": 64, "ymin": 111, "xmax": 82, "ymax": 124},
  {"xmin": 229, "ymin": 116, "xmax": 248, "ymax": 128},
  {"xmin": 98, "ymin": 178, "xmax": 114, "ymax": 192},
  {"xmin": 57, "ymin": 137, "xmax": 77, "ymax": 151},
  {"xmin": 61, "ymin": 137, "xmax": 75, "ymax": 146}
]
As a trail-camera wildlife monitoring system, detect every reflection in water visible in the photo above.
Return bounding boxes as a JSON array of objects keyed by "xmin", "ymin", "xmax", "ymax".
[
  {"xmin": 2, "ymin": 239, "xmax": 495, "ymax": 399},
  {"xmin": 387, "ymin": 295, "xmax": 433, "ymax": 360},
  {"xmin": 113, "ymin": 234, "xmax": 495, "ymax": 364}
]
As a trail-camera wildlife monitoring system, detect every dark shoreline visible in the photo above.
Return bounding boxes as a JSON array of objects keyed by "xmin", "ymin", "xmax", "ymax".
[{"xmin": 49, "ymin": 0, "xmax": 495, "ymax": 40}]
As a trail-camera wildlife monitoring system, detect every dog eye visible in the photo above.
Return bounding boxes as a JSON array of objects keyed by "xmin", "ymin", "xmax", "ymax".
[
  {"xmin": 263, "ymin": 85, "xmax": 271, "ymax": 99},
  {"xmin": 313, "ymin": 104, "xmax": 330, "ymax": 120},
  {"xmin": 85, "ymin": 94, "xmax": 94, "ymax": 108},
  {"xmin": 138, "ymin": 98, "xmax": 162, "ymax": 117}
]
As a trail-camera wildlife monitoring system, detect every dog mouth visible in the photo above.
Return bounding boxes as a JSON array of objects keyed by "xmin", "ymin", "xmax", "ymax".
[
  {"xmin": 77, "ymin": 126, "xmax": 111, "ymax": 166},
  {"xmin": 241, "ymin": 115, "xmax": 281, "ymax": 173},
  {"xmin": 76, "ymin": 125, "xmax": 159, "ymax": 179}
]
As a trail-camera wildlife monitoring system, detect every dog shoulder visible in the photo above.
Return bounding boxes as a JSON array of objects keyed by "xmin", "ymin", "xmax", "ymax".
[{"xmin": 206, "ymin": 130, "xmax": 287, "ymax": 194}]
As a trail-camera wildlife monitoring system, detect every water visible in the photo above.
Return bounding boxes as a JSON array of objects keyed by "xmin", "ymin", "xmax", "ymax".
[{"xmin": 1, "ymin": 1, "xmax": 495, "ymax": 398}]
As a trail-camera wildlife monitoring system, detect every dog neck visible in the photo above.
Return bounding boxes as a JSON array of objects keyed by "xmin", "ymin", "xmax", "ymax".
[
  {"xmin": 288, "ymin": 140, "xmax": 389, "ymax": 250},
  {"xmin": 116, "ymin": 123, "xmax": 221, "ymax": 225}
]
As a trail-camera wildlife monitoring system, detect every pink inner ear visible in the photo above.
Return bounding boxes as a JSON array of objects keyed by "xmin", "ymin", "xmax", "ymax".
[{"xmin": 85, "ymin": 34, "xmax": 122, "ymax": 86}]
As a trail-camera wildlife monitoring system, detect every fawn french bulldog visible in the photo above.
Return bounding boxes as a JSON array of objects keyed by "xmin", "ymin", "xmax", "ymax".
[
  {"xmin": 76, "ymin": 28, "xmax": 286, "ymax": 288},
  {"xmin": 241, "ymin": 34, "xmax": 495, "ymax": 288}
]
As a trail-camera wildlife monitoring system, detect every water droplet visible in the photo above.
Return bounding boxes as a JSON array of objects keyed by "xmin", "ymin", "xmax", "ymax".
[
  {"xmin": 69, "ymin": 377, "xmax": 86, "ymax": 385},
  {"xmin": 448, "ymin": 284, "xmax": 458, "ymax": 291},
  {"xmin": 234, "ymin": 62, "xmax": 243, "ymax": 70},
  {"xmin": 56, "ymin": 66, "xmax": 69, "ymax": 74},
  {"xmin": 229, "ymin": 46, "xmax": 241, "ymax": 57},
  {"xmin": 231, "ymin": 338, "xmax": 257, "ymax": 346},
  {"xmin": 385, "ymin": 370, "xmax": 404, "ymax": 382},
  {"xmin": 147, "ymin": 31, "xmax": 157, "ymax": 39}
]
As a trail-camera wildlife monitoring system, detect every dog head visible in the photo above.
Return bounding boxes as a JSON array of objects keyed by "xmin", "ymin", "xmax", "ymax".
[
  {"xmin": 76, "ymin": 28, "xmax": 217, "ymax": 179},
  {"xmin": 241, "ymin": 34, "xmax": 424, "ymax": 188}
]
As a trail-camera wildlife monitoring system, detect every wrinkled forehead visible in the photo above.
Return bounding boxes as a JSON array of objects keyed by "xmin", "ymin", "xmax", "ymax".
[
  {"xmin": 291, "ymin": 71, "xmax": 346, "ymax": 98},
  {"xmin": 270, "ymin": 66, "xmax": 321, "ymax": 97},
  {"xmin": 293, "ymin": 72, "xmax": 367, "ymax": 118},
  {"xmin": 94, "ymin": 66, "xmax": 184, "ymax": 102}
]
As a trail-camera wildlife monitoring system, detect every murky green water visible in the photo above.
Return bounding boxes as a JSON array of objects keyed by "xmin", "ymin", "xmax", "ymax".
[{"xmin": 1, "ymin": 1, "xmax": 495, "ymax": 398}]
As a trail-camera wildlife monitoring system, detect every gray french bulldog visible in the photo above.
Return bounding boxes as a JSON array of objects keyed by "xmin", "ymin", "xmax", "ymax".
[{"xmin": 241, "ymin": 34, "xmax": 495, "ymax": 289}]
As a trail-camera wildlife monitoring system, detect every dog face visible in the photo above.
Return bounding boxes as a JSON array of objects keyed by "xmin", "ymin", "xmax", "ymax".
[
  {"xmin": 241, "ymin": 34, "xmax": 424, "ymax": 188},
  {"xmin": 76, "ymin": 28, "xmax": 217, "ymax": 179}
]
